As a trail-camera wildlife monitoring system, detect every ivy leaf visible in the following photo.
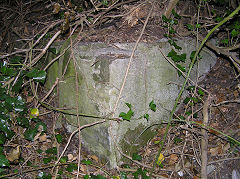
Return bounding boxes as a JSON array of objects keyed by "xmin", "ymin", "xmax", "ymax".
[
  {"xmin": 149, "ymin": 100, "xmax": 156, "ymax": 112},
  {"xmin": 43, "ymin": 157, "xmax": 52, "ymax": 164},
  {"xmin": 10, "ymin": 56, "xmax": 22, "ymax": 64},
  {"xmin": 162, "ymin": 15, "xmax": 169, "ymax": 23},
  {"xmin": 16, "ymin": 117, "xmax": 29, "ymax": 128},
  {"xmin": 26, "ymin": 69, "xmax": 46, "ymax": 84},
  {"xmin": 24, "ymin": 128, "xmax": 38, "ymax": 141},
  {"xmin": 0, "ymin": 154, "xmax": 10, "ymax": 167}
]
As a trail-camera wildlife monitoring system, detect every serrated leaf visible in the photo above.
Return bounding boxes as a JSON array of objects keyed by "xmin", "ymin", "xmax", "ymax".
[
  {"xmin": 149, "ymin": 100, "xmax": 156, "ymax": 112},
  {"xmin": 132, "ymin": 153, "xmax": 142, "ymax": 161},
  {"xmin": 0, "ymin": 154, "xmax": 10, "ymax": 167}
]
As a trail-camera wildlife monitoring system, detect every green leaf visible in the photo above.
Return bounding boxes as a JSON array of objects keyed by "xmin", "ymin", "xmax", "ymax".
[
  {"xmin": 120, "ymin": 172, "xmax": 128, "ymax": 179},
  {"xmin": 149, "ymin": 100, "xmax": 156, "ymax": 112},
  {"xmin": 183, "ymin": 97, "xmax": 190, "ymax": 104},
  {"xmin": 231, "ymin": 29, "xmax": 239, "ymax": 37},
  {"xmin": 198, "ymin": 88, "xmax": 205, "ymax": 96},
  {"xmin": 221, "ymin": 39, "xmax": 229, "ymax": 45},
  {"xmin": 10, "ymin": 56, "xmax": 22, "ymax": 64},
  {"xmin": 16, "ymin": 117, "xmax": 29, "ymax": 128},
  {"xmin": 0, "ymin": 133, "xmax": 6, "ymax": 145},
  {"xmin": 43, "ymin": 157, "xmax": 52, "ymax": 164},
  {"xmin": 0, "ymin": 114, "xmax": 15, "ymax": 139},
  {"xmin": 169, "ymin": 26, "xmax": 176, "ymax": 34},
  {"xmin": 60, "ymin": 156, "xmax": 68, "ymax": 163},
  {"xmin": 66, "ymin": 163, "xmax": 78, "ymax": 172},
  {"xmin": 125, "ymin": 103, "xmax": 132, "ymax": 109},
  {"xmin": 132, "ymin": 153, "xmax": 142, "ymax": 161},
  {"xmin": 26, "ymin": 69, "xmax": 46, "ymax": 84},
  {"xmin": 174, "ymin": 137, "xmax": 182, "ymax": 144},
  {"xmin": 172, "ymin": 9, "xmax": 181, "ymax": 19},
  {"xmin": 24, "ymin": 128, "xmax": 38, "ymax": 141},
  {"xmin": 102, "ymin": 0, "xmax": 108, "ymax": 6},
  {"xmin": 196, "ymin": 24, "xmax": 201, "ymax": 28},
  {"xmin": 0, "ymin": 154, "xmax": 10, "ymax": 167},
  {"xmin": 84, "ymin": 175, "xmax": 90, "ymax": 179},
  {"xmin": 45, "ymin": 147, "xmax": 57, "ymax": 155},
  {"xmin": 12, "ymin": 77, "xmax": 23, "ymax": 93},
  {"xmin": 162, "ymin": 15, "xmax": 169, "ymax": 23},
  {"xmin": 144, "ymin": 113, "xmax": 149, "ymax": 121},
  {"xmin": 215, "ymin": 16, "xmax": 223, "ymax": 22},
  {"xmin": 49, "ymin": 48, "xmax": 57, "ymax": 55},
  {"xmin": 176, "ymin": 64, "xmax": 186, "ymax": 76},
  {"xmin": 186, "ymin": 24, "xmax": 193, "ymax": 31},
  {"xmin": 81, "ymin": 159, "xmax": 92, "ymax": 165},
  {"xmin": 55, "ymin": 134, "xmax": 63, "ymax": 143}
]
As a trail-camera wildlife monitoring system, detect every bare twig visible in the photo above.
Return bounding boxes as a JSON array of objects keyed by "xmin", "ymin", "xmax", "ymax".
[{"xmin": 201, "ymin": 95, "xmax": 210, "ymax": 179}]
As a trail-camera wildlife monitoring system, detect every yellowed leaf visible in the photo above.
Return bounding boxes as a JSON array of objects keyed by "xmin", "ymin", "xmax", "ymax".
[{"xmin": 156, "ymin": 153, "xmax": 164, "ymax": 166}]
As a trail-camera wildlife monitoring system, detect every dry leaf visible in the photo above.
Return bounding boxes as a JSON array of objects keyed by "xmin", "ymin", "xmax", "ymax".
[
  {"xmin": 53, "ymin": 3, "xmax": 61, "ymax": 14},
  {"xmin": 39, "ymin": 134, "xmax": 47, "ymax": 142},
  {"xmin": 67, "ymin": 154, "xmax": 74, "ymax": 161},
  {"xmin": 209, "ymin": 145, "xmax": 223, "ymax": 156},
  {"xmin": 90, "ymin": 155, "xmax": 99, "ymax": 162},
  {"xmin": 27, "ymin": 96, "xmax": 34, "ymax": 103},
  {"xmin": 7, "ymin": 146, "xmax": 21, "ymax": 162},
  {"xmin": 169, "ymin": 154, "xmax": 178, "ymax": 165}
]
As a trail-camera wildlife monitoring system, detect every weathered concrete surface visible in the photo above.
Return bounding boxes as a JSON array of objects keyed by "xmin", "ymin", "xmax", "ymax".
[{"xmin": 46, "ymin": 38, "xmax": 216, "ymax": 167}]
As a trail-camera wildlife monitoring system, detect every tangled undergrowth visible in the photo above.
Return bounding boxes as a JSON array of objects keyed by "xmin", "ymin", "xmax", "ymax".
[{"xmin": 0, "ymin": 0, "xmax": 240, "ymax": 178}]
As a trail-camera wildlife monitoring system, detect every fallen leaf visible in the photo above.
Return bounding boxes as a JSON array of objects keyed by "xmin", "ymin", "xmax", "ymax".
[
  {"xmin": 90, "ymin": 155, "xmax": 98, "ymax": 162},
  {"xmin": 169, "ymin": 154, "xmax": 178, "ymax": 165},
  {"xmin": 157, "ymin": 153, "xmax": 164, "ymax": 166},
  {"xmin": 39, "ymin": 134, "xmax": 47, "ymax": 142},
  {"xmin": 6, "ymin": 146, "xmax": 21, "ymax": 162}
]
